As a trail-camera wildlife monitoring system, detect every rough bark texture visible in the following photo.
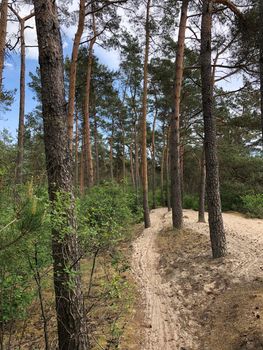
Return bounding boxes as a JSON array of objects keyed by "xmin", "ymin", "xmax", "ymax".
[
  {"xmin": 198, "ymin": 149, "xmax": 206, "ymax": 223},
  {"xmin": 170, "ymin": 0, "xmax": 188, "ymax": 229},
  {"xmin": 166, "ymin": 127, "xmax": 171, "ymax": 212},
  {"xmin": 33, "ymin": 1, "xmax": 88, "ymax": 348},
  {"xmin": 201, "ymin": 0, "xmax": 227, "ymax": 258},
  {"xmin": 0, "ymin": 0, "xmax": 8, "ymax": 94},
  {"xmin": 68, "ymin": 0, "xmax": 85, "ymax": 152},
  {"xmin": 151, "ymin": 108, "xmax": 157, "ymax": 209},
  {"xmin": 94, "ymin": 110, "xmax": 100, "ymax": 184},
  {"xmin": 15, "ymin": 19, "xmax": 26, "ymax": 184},
  {"xmin": 141, "ymin": 0, "xmax": 151, "ymax": 228},
  {"xmin": 75, "ymin": 111, "xmax": 79, "ymax": 187},
  {"xmin": 260, "ymin": 0, "xmax": 263, "ymax": 148}
]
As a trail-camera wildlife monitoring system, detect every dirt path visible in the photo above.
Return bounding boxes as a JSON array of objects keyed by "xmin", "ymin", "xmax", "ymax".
[{"xmin": 132, "ymin": 208, "xmax": 263, "ymax": 350}]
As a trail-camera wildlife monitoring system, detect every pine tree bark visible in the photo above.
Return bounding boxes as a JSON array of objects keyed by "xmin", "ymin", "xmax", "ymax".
[
  {"xmin": 68, "ymin": 0, "xmax": 86, "ymax": 152},
  {"xmin": 15, "ymin": 18, "xmax": 26, "ymax": 184},
  {"xmin": 198, "ymin": 149, "xmax": 206, "ymax": 223},
  {"xmin": 33, "ymin": 1, "xmax": 89, "ymax": 348},
  {"xmin": 166, "ymin": 126, "xmax": 171, "ymax": 212},
  {"xmin": 170, "ymin": 0, "xmax": 189, "ymax": 229},
  {"xmin": 75, "ymin": 111, "xmax": 79, "ymax": 187},
  {"xmin": 130, "ymin": 144, "xmax": 135, "ymax": 188},
  {"xmin": 0, "ymin": 0, "xmax": 8, "ymax": 94},
  {"xmin": 151, "ymin": 106, "xmax": 157, "ymax": 209},
  {"xmin": 201, "ymin": 0, "xmax": 227, "ymax": 258},
  {"xmin": 94, "ymin": 110, "xmax": 100, "ymax": 184},
  {"xmin": 141, "ymin": 0, "xmax": 151, "ymax": 228},
  {"xmin": 259, "ymin": 0, "xmax": 263, "ymax": 148},
  {"xmin": 83, "ymin": 7, "xmax": 96, "ymax": 188}
]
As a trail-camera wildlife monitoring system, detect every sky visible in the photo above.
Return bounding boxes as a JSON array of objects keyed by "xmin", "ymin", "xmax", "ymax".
[
  {"xmin": 0, "ymin": 1, "xmax": 244, "ymax": 139},
  {"xmin": 0, "ymin": 1, "xmax": 121, "ymax": 138}
]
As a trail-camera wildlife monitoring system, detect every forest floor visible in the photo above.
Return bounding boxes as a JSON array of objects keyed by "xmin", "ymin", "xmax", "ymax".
[{"xmin": 128, "ymin": 208, "xmax": 263, "ymax": 350}]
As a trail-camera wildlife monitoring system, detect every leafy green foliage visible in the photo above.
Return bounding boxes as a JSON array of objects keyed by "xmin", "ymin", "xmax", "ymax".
[{"xmin": 241, "ymin": 194, "xmax": 263, "ymax": 219}]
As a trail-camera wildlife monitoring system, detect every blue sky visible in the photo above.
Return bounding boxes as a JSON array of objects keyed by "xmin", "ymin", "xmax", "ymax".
[{"xmin": 0, "ymin": 31, "xmax": 120, "ymax": 139}]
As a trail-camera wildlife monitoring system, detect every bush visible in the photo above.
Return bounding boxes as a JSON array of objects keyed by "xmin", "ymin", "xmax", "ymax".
[
  {"xmin": 241, "ymin": 194, "xmax": 263, "ymax": 218},
  {"xmin": 183, "ymin": 194, "xmax": 199, "ymax": 211}
]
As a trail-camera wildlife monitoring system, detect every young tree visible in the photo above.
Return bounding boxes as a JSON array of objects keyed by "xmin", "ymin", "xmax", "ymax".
[
  {"xmin": 33, "ymin": 1, "xmax": 88, "ymax": 348},
  {"xmin": 200, "ymin": 0, "xmax": 226, "ymax": 258}
]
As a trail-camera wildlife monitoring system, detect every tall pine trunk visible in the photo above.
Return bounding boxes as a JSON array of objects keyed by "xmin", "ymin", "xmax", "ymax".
[
  {"xmin": 260, "ymin": 0, "xmax": 263, "ymax": 148},
  {"xmin": 170, "ymin": 0, "xmax": 189, "ymax": 229},
  {"xmin": 33, "ymin": 1, "xmax": 89, "ymax": 348},
  {"xmin": 0, "ymin": 0, "xmax": 8, "ymax": 94},
  {"xmin": 141, "ymin": 0, "xmax": 151, "ymax": 228},
  {"xmin": 68, "ymin": 0, "xmax": 85, "ymax": 152},
  {"xmin": 201, "ymin": 0, "xmax": 226, "ymax": 258},
  {"xmin": 94, "ymin": 110, "xmax": 100, "ymax": 184},
  {"xmin": 198, "ymin": 148, "xmax": 206, "ymax": 223},
  {"xmin": 151, "ymin": 107, "xmax": 157, "ymax": 209}
]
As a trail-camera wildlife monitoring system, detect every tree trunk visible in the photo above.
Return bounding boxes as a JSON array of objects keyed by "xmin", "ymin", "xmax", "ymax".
[
  {"xmin": 83, "ymin": 7, "xmax": 96, "ymax": 188},
  {"xmin": 0, "ymin": 0, "xmax": 8, "ymax": 94},
  {"xmin": 198, "ymin": 149, "xmax": 206, "ymax": 223},
  {"xmin": 121, "ymin": 120, "xmax": 126, "ymax": 181},
  {"xmin": 94, "ymin": 110, "xmax": 100, "ymax": 184},
  {"xmin": 15, "ymin": 19, "xmax": 25, "ymax": 184},
  {"xmin": 260, "ymin": 0, "xmax": 263, "ymax": 149},
  {"xmin": 166, "ymin": 128, "xmax": 171, "ymax": 212},
  {"xmin": 80, "ymin": 137, "xmax": 85, "ymax": 196},
  {"xmin": 75, "ymin": 111, "xmax": 79, "ymax": 187},
  {"xmin": 110, "ymin": 119, "xmax": 114, "ymax": 181},
  {"xmin": 130, "ymin": 144, "xmax": 135, "ymax": 188},
  {"xmin": 33, "ymin": 1, "xmax": 89, "ymax": 348},
  {"xmin": 170, "ymin": 0, "xmax": 188, "ymax": 229},
  {"xmin": 141, "ymin": 0, "xmax": 151, "ymax": 228},
  {"xmin": 151, "ymin": 107, "xmax": 157, "ymax": 209},
  {"xmin": 160, "ymin": 134, "xmax": 165, "ymax": 207},
  {"xmin": 68, "ymin": 0, "xmax": 85, "ymax": 152},
  {"xmin": 201, "ymin": 0, "xmax": 226, "ymax": 258}
]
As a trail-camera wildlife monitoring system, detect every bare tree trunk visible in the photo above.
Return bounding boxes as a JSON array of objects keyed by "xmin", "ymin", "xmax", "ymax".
[
  {"xmin": 68, "ymin": 0, "xmax": 85, "ymax": 152},
  {"xmin": 33, "ymin": 1, "xmax": 89, "ymax": 348},
  {"xmin": 130, "ymin": 144, "xmax": 135, "ymax": 188},
  {"xmin": 201, "ymin": 0, "xmax": 226, "ymax": 258},
  {"xmin": 110, "ymin": 119, "xmax": 114, "ymax": 181},
  {"xmin": 83, "ymin": 7, "xmax": 96, "ymax": 188},
  {"xmin": 170, "ymin": 0, "xmax": 188, "ymax": 229},
  {"xmin": 15, "ymin": 19, "xmax": 25, "ymax": 184},
  {"xmin": 151, "ymin": 107, "xmax": 157, "ymax": 209},
  {"xmin": 141, "ymin": 0, "xmax": 151, "ymax": 228},
  {"xmin": 75, "ymin": 111, "xmax": 79, "ymax": 187},
  {"xmin": 121, "ymin": 121, "xmax": 126, "ymax": 181},
  {"xmin": 94, "ymin": 110, "xmax": 100, "ymax": 184},
  {"xmin": 166, "ymin": 143, "xmax": 171, "ymax": 212},
  {"xmin": 260, "ymin": 0, "xmax": 263, "ymax": 149},
  {"xmin": 134, "ymin": 121, "xmax": 140, "ymax": 192},
  {"xmin": 198, "ymin": 149, "xmax": 206, "ymax": 223},
  {"xmin": 80, "ymin": 137, "xmax": 85, "ymax": 196},
  {"xmin": 0, "ymin": 0, "xmax": 8, "ymax": 94},
  {"xmin": 160, "ymin": 137, "xmax": 165, "ymax": 207}
]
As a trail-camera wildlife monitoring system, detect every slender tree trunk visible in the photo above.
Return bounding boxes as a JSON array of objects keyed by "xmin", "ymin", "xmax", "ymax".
[
  {"xmin": 83, "ymin": 7, "xmax": 96, "ymax": 188},
  {"xmin": 110, "ymin": 119, "xmax": 114, "ymax": 181},
  {"xmin": 15, "ymin": 19, "xmax": 25, "ymax": 184},
  {"xmin": 151, "ymin": 107, "xmax": 157, "ymax": 209},
  {"xmin": 130, "ymin": 144, "xmax": 135, "ymax": 188},
  {"xmin": 160, "ymin": 134, "xmax": 165, "ymax": 206},
  {"xmin": 80, "ymin": 137, "xmax": 85, "ymax": 196},
  {"xmin": 68, "ymin": 0, "xmax": 85, "ymax": 152},
  {"xmin": 33, "ymin": 1, "xmax": 89, "ymax": 349},
  {"xmin": 0, "ymin": 0, "xmax": 8, "ymax": 94},
  {"xmin": 134, "ymin": 121, "xmax": 140, "ymax": 192},
  {"xmin": 201, "ymin": 0, "xmax": 226, "ymax": 258},
  {"xmin": 260, "ymin": 0, "xmax": 263, "ymax": 149},
  {"xmin": 198, "ymin": 149, "xmax": 206, "ymax": 223},
  {"xmin": 121, "ymin": 121, "xmax": 126, "ymax": 181},
  {"xmin": 166, "ymin": 137, "xmax": 171, "ymax": 212},
  {"xmin": 170, "ymin": 0, "xmax": 188, "ymax": 229},
  {"xmin": 141, "ymin": 0, "xmax": 151, "ymax": 228},
  {"xmin": 75, "ymin": 111, "xmax": 79, "ymax": 187},
  {"xmin": 94, "ymin": 110, "xmax": 100, "ymax": 184}
]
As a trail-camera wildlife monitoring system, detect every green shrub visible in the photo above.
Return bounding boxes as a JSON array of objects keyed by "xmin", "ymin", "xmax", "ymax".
[
  {"xmin": 183, "ymin": 194, "xmax": 199, "ymax": 211},
  {"xmin": 241, "ymin": 194, "xmax": 263, "ymax": 218}
]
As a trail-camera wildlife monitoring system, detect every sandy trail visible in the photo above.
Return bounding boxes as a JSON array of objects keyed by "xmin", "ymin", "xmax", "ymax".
[{"xmin": 132, "ymin": 208, "xmax": 263, "ymax": 350}]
